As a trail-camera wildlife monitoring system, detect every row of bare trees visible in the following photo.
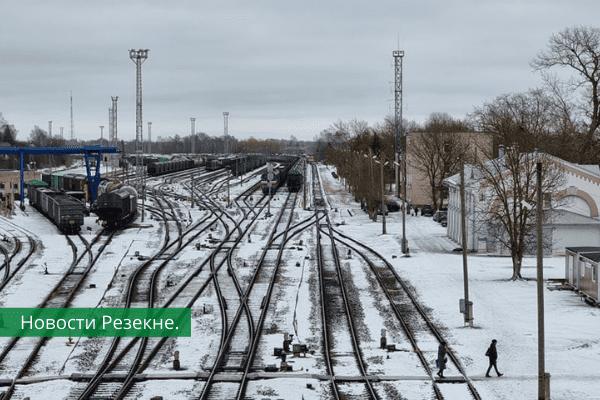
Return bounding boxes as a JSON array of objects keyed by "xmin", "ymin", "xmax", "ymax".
[{"xmin": 317, "ymin": 26, "xmax": 600, "ymax": 280}]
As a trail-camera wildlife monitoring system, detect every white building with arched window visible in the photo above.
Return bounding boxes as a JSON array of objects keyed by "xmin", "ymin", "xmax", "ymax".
[{"xmin": 443, "ymin": 154, "xmax": 600, "ymax": 256}]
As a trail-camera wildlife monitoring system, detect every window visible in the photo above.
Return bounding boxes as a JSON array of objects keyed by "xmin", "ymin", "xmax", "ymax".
[
  {"xmin": 582, "ymin": 259, "xmax": 586, "ymax": 277},
  {"xmin": 593, "ymin": 266, "xmax": 597, "ymax": 282}
]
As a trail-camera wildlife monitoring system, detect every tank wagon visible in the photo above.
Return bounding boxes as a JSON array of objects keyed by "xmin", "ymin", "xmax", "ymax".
[
  {"xmin": 27, "ymin": 183, "xmax": 85, "ymax": 234},
  {"xmin": 95, "ymin": 186, "xmax": 138, "ymax": 229},
  {"xmin": 286, "ymin": 169, "xmax": 302, "ymax": 192},
  {"xmin": 147, "ymin": 158, "xmax": 195, "ymax": 176}
]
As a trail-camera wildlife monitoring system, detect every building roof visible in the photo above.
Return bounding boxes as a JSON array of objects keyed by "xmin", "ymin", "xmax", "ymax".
[
  {"xmin": 549, "ymin": 209, "xmax": 600, "ymax": 226},
  {"xmin": 443, "ymin": 152, "xmax": 600, "ymax": 189}
]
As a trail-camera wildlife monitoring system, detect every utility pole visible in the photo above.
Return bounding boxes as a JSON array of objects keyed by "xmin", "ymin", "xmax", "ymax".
[
  {"xmin": 129, "ymin": 49, "xmax": 149, "ymax": 189},
  {"xmin": 380, "ymin": 153, "xmax": 386, "ymax": 235},
  {"xmin": 537, "ymin": 162, "xmax": 549, "ymax": 399},
  {"xmin": 191, "ymin": 171, "xmax": 195, "ymax": 208},
  {"xmin": 303, "ymin": 157, "xmax": 307, "ymax": 210},
  {"xmin": 460, "ymin": 163, "xmax": 473, "ymax": 326},
  {"xmin": 48, "ymin": 121, "xmax": 52, "ymax": 140}
]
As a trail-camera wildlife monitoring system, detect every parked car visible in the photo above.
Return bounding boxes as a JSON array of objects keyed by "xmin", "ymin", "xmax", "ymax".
[
  {"xmin": 421, "ymin": 204, "xmax": 434, "ymax": 217},
  {"xmin": 386, "ymin": 201, "xmax": 401, "ymax": 212},
  {"xmin": 377, "ymin": 204, "xmax": 389, "ymax": 215},
  {"xmin": 434, "ymin": 210, "xmax": 448, "ymax": 222}
]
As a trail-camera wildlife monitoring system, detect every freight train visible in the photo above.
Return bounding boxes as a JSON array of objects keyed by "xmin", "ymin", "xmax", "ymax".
[
  {"xmin": 206, "ymin": 155, "xmax": 266, "ymax": 176},
  {"xmin": 37, "ymin": 172, "xmax": 138, "ymax": 230},
  {"xmin": 27, "ymin": 183, "xmax": 85, "ymax": 234},
  {"xmin": 95, "ymin": 185, "xmax": 138, "ymax": 229},
  {"xmin": 147, "ymin": 158, "xmax": 195, "ymax": 176}
]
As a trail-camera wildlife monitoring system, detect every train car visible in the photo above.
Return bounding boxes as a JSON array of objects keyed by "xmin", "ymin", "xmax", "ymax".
[
  {"xmin": 27, "ymin": 184, "xmax": 85, "ymax": 234},
  {"xmin": 95, "ymin": 186, "xmax": 138, "ymax": 229},
  {"xmin": 206, "ymin": 159, "xmax": 223, "ymax": 171},
  {"xmin": 147, "ymin": 158, "xmax": 195, "ymax": 176},
  {"xmin": 228, "ymin": 155, "xmax": 267, "ymax": 177},
  {"xmin": 287, "ymin": 169, "xmax": 303, "ymax": 192}
]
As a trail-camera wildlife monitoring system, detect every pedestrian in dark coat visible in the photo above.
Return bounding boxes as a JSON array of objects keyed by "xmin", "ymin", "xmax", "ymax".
[
  {"xmin": 485, "ymin": 339, "xmax": 503, "ymax": 377},
  {"xmin": 437, "ymin": 341, "xmax": 447, "ymax": 378}
]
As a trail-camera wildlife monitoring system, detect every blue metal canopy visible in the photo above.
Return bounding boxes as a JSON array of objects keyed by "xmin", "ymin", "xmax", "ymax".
[{"xmin": 0, "ymin": 145, "xmax": 120, "ymax": 209}]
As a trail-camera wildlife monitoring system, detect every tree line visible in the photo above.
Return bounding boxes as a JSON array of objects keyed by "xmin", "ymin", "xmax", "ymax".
[{"xmin": 316, "ymin": 25, "xmax": 600, "ymax": 279}]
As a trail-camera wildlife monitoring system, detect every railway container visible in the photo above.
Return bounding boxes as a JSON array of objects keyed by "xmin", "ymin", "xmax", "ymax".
[
  {"xmin": 95, "ymin": 186, "xmax": 138, "ymax": 228},
  {"xmin": 565, "ymin": 247, "xmax": 600, "ymax": 304}
]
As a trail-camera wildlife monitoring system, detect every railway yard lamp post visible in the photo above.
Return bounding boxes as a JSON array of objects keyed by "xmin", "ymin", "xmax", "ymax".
[
  {"xmin": 375, "ymin": 154, "xmax": 388, "ymax": 235},
  {"xmin": 191, "ymin": 172, "xmax": 195, "ymax": 208},
  {"xmin": 460, "ymin": 162, "xmax": 472, "ymax": 326},
  {"xmin": 536, "ymin": 162, "xmax": 550, "ymax": 399}
]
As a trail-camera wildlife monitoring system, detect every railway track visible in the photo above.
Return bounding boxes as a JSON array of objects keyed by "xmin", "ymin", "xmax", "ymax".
[
  {"xmin": 0, "ymin": 227, "xmax": 114, "ymax": 400},
  {"xmin": 69, "ymin": 177, "xmax": 257, "ymax": 399},
  {"xmin": 0, "ymin": 218, "xmax": 37, "ymax": 293},
  {"xmin": 311, "ymin": 164, "xmax": 379, "ymax": 400}
]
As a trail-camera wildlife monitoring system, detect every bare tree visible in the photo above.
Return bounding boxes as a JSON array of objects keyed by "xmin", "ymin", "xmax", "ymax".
[
  {"xmin": 473, "ymin": 149, "xmax": 567, "ymax": 280},
  {"xmin": 0, "ymin": 112, "xmax": 17, "ymax": 145},
  {"xmin": 531, "ymin": 25, "xmax": 600, "ymax": 162},
  {"xmin": 409, "ymin": 113, "xmax": 472, "ymax": 210}
]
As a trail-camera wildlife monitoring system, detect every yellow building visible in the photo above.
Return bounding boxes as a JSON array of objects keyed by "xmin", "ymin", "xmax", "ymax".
[
  {"xmin": 405, "ymin": 131, "xmax": 493, "ymax": 207},
  {"xmin": 0, "ymin": 170, "xmax": 41, "ymax": 210}
]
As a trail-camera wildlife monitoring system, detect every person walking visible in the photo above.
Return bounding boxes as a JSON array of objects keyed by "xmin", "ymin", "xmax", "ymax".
[
  {"xmin": 437, "ymin": 341, "xmax": 447, "ymax": 378},
  {"xmin": 485, "ymin": 339, "xmax": 503, "ymax": 377}
]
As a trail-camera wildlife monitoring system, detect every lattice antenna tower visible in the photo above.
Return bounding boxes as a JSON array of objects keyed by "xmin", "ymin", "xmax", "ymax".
[
  {"xmin": 393, "ymin": 50, "xmax": 404, "ymax": 155},
  {"xmin": 129, "ymin": 49, "xmax": 149, "ymax": 186}
]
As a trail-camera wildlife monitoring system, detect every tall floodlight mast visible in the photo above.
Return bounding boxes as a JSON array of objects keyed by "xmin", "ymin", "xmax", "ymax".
[
  {"xmin": 147, "ymin": 122, "xmax": 152, "ymax": 154},
  {"xmin": 393, "ymin": 49, "xmax": 407, "ymax": 254},
  {"xmin": 129, "ymin": 49, "xmax": 149, "ymax": 186},
  {"xmin": 70, "ymin": 91, "xmax": 75, "ymax": 142},
  {"xmin": 223, "ymin": 111, "xmax": 229, "ymax": 153},
  {"xmin": 190, "ymin": 118, "xmax": 196, "ymax": 155},
  {"xmin": 110, "ymin": 96, "xmax": 119, "ymax": 147}
]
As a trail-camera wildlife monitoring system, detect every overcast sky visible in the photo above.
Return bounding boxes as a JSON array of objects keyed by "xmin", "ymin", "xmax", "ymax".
[{"xmin": 1, "ymin": 1, "xmax": 598, "ymax": 144}]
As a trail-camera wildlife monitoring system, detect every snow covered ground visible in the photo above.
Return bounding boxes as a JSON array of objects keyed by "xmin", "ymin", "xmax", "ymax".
[
  {"xmin": 0, "ymin": 163, "xmax": 599, "ymax": 399},
  {"xmin": 319, "ymin": 163, "xmax": 600, "ymax": 400}
]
